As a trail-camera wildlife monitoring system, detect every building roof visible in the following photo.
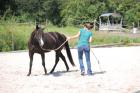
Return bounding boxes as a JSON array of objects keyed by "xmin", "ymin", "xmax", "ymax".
[{"xmin": 100, "ymin": 13, "xmax": 121, "ymax": 17}]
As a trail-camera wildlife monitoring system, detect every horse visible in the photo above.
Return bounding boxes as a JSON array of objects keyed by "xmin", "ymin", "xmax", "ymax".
[{"xmin": 27, "ymin": 25, "xmax": 75, "ymax": 76}]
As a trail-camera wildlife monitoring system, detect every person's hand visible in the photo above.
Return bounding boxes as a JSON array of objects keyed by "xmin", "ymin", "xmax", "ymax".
[{"xmin": 67, "ymin": 36, "xmax": 71, "ymax": 40}]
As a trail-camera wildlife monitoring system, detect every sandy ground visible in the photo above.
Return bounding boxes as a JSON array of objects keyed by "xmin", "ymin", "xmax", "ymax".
[{"xmin": 0, "ymin": 46, "xmax": 140, "ymax": 93}]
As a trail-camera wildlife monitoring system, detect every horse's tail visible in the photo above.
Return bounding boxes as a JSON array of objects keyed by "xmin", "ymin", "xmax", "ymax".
[{"xmin": 65, "ymin": 41, "xmax": 75, "ymax": 66}]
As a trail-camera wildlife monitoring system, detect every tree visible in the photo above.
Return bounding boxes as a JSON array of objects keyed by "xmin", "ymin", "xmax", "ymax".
[
  {"xmin": 0, "ymin": 0, "xmax": 16, "ymax": 18},
  {"xmin": 43, "ymin": 0, "xmax": 63, "ymax": 25},
  {"xmin": 117, "ymin": 0, "xmax": 140, "ymax": 26},
  {"xmin": 0, "ymin": 0, "xmax": 139, "ymax": 27}
]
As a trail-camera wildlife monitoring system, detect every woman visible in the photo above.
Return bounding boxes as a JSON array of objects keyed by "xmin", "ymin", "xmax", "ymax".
[{"xmin": 68, "ymin": 22, "xmax": 93, "ymax": 75}]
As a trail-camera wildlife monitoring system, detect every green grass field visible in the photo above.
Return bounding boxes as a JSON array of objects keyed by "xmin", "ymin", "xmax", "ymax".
[{"xmin": 0, "ymin": 21, "xmax": 140, "ymax": 52}]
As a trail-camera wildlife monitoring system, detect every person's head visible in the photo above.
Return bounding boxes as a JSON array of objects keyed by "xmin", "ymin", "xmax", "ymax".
[{"xmin": 84, "ymin": 22, "xmax": 93, "ymax": 30}]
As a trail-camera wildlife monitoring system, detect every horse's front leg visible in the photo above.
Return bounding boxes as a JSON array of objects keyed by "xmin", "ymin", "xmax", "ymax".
[
  {"xmin": 41, "ymin": 53, "xmax": 47, "ymax": 75},
  {"xmin": 27, "ymin": 51, "xmax": 34, "ymax": 76}
]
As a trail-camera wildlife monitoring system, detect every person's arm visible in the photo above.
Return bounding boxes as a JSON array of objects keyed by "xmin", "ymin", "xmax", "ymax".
[
  {"xmin": 89, "ymin": 36, "xmax": 93, "ymax": 43},
  {"xmin": 67, "ymin": 31, "xmax": 80, "ymax": 40}
]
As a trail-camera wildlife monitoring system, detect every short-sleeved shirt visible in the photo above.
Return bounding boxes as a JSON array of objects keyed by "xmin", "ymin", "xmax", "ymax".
[{"xmin": 77, "ymin": 28, "xmax": 93, "ymax": 47}]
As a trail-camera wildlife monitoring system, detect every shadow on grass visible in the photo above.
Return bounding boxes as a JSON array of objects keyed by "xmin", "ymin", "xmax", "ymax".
[
  {"xmin": 32, "ymin": 70, "xmax": 106, "ymax": 77},
  {"xmin": 50, "ymin": 70, "xmax": 106, "ymax": 77},
  {"xmin": 50, "ymin": 69, "xmax": 79, "ymax": 77},
  {"xmin": 93, "ymin": 71, "xmax": 106, "ymax": 75},
  {"xmin": 83, "ymin": 71, "xmax": 106, "ymax": 76},
  {"xmin": 134, "ymin": 90, "xmax": 140, "ymax": 93}
]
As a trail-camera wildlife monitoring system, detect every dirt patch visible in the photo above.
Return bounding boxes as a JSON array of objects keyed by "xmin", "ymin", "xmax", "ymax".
[{"xmin": 0, "ymin": 47, "xmax": 140, "ymax": 93}]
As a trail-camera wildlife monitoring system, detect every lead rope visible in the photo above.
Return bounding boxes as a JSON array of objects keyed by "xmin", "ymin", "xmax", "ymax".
[{"xmin": 40, "ymin": 39, "xmax": 69, "ymax": 51}]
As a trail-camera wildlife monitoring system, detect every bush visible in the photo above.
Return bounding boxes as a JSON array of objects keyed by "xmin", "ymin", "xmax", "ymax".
[
  {"xmin": 0, "ymin": 28, "xmax": 13, "ymax": 51},
  {"xmin": 0, "ymin": 20, "xmax": 33, "ymax": 52},
  {"xmin": 0, "ymin": 20, "xmax": 140, "ymax": 52}
]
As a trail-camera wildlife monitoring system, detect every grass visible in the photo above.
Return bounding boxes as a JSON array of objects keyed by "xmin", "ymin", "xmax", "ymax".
[{"xmin": 0, "ymin": 21, "xmax": 140, "ymax": 52}]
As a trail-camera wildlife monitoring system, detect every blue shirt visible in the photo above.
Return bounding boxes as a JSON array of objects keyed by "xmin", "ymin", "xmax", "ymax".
[{"xmin": 77, "ymin": 28, "xmax": 93, "ymax": 47}]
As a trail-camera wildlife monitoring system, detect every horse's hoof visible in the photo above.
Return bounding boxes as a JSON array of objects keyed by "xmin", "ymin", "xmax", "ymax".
[
  {"xmin": 67, "ymin": 68, "xmax": 69, "ymax": 72},
  {"xmin": 27, "ymin": 73, "xmax": 31, "ymax": 76},
  {"xmin": 27, "ymin": 74, "xmax": 30, "ymax": 76},
  {"xmin": 49, "ymin": 70, "xmax": 54, "ymax": 74},
  {"xmin": 49, "ymin": 71, "xmax": 53, "ymax": 74}
]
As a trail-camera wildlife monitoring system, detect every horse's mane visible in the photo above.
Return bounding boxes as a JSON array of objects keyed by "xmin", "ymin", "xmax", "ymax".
[{"xmin": 28, "ymin": 29, "xmax": 36, "ymax": 47}]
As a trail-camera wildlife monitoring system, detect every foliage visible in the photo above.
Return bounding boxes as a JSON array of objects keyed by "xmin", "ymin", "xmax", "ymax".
[
  {"xmin": 0, "ymin": 0, "xmax": 140, "ymax": 51},
  {"xmin": 0, "ymin": 20, "xmax": 34, "ymax": 51},
  {"xmin": 0, "ymin": 21, "xmax": 140, "ymax": 52},
  {"xmin": 0, "ymin": 0, "xmax": 139, "ymax": 26}
]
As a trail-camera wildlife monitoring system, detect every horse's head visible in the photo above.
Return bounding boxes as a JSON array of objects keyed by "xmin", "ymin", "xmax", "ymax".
[{"xmin": 34, "ymin": 25, "xmax": 45, "ymax": 47}]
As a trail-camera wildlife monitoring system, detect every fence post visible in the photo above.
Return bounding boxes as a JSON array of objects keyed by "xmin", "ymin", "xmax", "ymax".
[
  {"xmin": 11, "ymin": 28, "xmax": 14, "ymax": 51},
  {"xmin": 94, "ymin": 20, "xmax": 96, "ymax": 31}
]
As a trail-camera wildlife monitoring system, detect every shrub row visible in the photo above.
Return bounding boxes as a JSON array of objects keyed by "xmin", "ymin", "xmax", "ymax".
[{"xmin": 0, "ymin": 21, "xmax": 140, "ymax": 52}]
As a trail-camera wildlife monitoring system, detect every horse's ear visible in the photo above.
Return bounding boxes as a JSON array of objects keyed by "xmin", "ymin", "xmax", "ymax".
[{"xmin": 36, "ymin": 25, "xmax": 39, "ymax": 30}]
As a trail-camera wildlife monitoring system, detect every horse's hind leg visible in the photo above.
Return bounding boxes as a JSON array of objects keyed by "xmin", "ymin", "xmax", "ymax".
[
  {"xmin": 59, "ymin": 52, "xmax": 69, "ymax": 71},
  {"xmin": 50, "ymin": 52, "xmax": 60, "ymax": 73},
  {"xmin": 27, "ymin": 51, "xmax": 34, "ymax": 76},
  {"xmin": 41, "ymin": 53, "xmax": 47, "ymax": 75}
]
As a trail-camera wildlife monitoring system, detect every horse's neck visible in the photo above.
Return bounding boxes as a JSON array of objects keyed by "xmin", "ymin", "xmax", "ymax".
[
  {"xmin": 29, "ymin": 32, "xmax": 39, "ymax": 45},
  {"xmin": 47, "ymin": 33, "xmax": 56, "ymax": 41}
]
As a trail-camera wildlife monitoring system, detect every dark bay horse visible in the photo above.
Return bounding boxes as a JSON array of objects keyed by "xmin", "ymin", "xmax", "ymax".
[{"xmin": 27, "ymin": 25, "xmax": 75, "ymax": 76}]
